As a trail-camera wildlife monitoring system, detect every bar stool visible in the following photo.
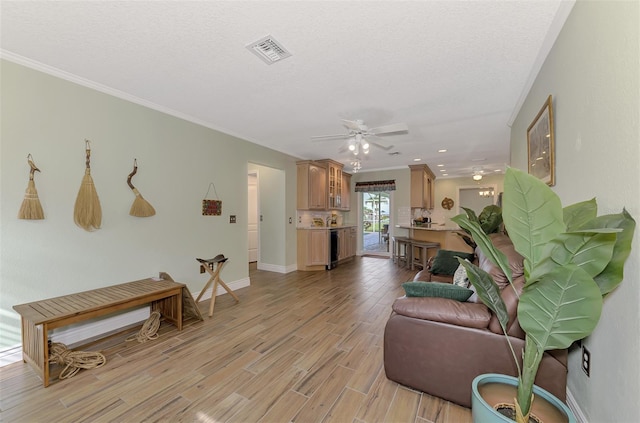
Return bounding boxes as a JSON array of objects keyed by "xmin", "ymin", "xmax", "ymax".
[
  {"xmin": 411, "ymin": 242, "xmax": 441, "ymax": 270},
  {"xmin": 392, "ymin": 236, "xmax": 412, "ymax": 268}
]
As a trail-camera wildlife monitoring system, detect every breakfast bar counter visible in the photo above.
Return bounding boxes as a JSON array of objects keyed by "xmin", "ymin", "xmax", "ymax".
[{"xmin": 396, "ymin": 224, "xmax": 473, "ymax": 255}]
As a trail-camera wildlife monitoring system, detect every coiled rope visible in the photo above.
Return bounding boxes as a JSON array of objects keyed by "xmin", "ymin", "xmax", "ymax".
[
  {"xmin": 126, "ymin": 311, "xmax": 161, "ymax": 343},
  {"xmin": 48, "ymin": 342, "xmax": 106, "ymax": 380}
]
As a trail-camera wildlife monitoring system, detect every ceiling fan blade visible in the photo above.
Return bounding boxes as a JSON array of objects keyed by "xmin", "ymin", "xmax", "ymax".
[
  {"xmin": 369, "ymin": 141, "xmax": 395, "ymax": 151},
  {"xmin": 341, "ymin": 119, "xmax": 366, "ymax": 131},
  {"xmin": 368, "ymin": 122, "xmax": 409, "ymax": 135},
  {"xmin": 311, "ymin": 134, "xmax": 350, "ymax": 141}
]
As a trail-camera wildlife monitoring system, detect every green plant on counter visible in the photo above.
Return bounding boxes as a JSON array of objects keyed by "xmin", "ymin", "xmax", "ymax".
[
  {"xmin": 452, "ymin": 167, "xmax": 635, "ymax": 423},
  {"xmin": 457, "ymin": 204, "xmax": 503, "ymax": 249}
]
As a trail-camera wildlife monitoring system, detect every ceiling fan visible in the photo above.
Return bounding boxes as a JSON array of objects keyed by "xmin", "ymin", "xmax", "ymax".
[{"xmin": 312, "ymin": 119, "xmax": 408, "ymax": 155}]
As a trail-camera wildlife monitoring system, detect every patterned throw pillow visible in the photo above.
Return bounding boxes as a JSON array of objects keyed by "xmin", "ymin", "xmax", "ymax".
[
  {"xmin": 453, "ymin": 264, "xmax": 469, "ymax": 288},
  {"xmin": 401, "ymin": 281, "xmax": 473, "ymax": 302}
]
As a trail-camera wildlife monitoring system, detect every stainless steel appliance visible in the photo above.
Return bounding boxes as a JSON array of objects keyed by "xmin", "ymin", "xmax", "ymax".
[{"xmin": 327, "ymin": 229, "xmax": 339, "ymax": 270}]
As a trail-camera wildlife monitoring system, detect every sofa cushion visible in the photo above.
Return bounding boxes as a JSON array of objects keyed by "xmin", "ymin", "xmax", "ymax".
[
  {"xmin": 430, "ymin": 250, "xmax": 475, "ymax": 275},
  {"xmin": 402, "ymin": 281, "xmax": 473, "ymax": 301},
  {"xmin": 477, "ymin": 234, "xmax": 525, "ymax": 289},
  {"xmin": 392, "ymin": 296, "xmax": 491, "ymax": 329}
]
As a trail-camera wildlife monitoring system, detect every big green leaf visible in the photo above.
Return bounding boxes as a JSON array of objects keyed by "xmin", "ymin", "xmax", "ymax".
[
  {"xmin": 461, "ymin": 206, "xmax": 479, "ymax": 223},
  {"xmin": 532, "ymin": 232, "xmax": 617, "ymax": 281},
  {"xmin": 452, "ymin": 214, "xmax": 512, "ymax": 284},
  {"xmin": 457, "ymin": 258, "xmax": 510, "ymax": 330},
  {"xmin": 479, "ymin": 205, "xmax": 503, "ymax": 234},
  {"xmin": 502, "ymin": 168, "xmax": 565, "ymax": 278},
  {"xmin": 563, "ymin": 198, "xmax": 597, "ymax": 231},
  {"xmin": 518, "ymin": 264, "xmax": 603, "ymax": 350},
  {"xmin": 581, "ymin": 209, "xmax": 636, "ymax": 295}
]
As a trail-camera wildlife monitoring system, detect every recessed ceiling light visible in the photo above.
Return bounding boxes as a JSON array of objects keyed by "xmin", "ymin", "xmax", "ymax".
[
  {"xmin": 439, "ymin": 169, "xmax": 446, "ymax": 172},
  {"xmin": 437, "ymin": 164, "xmax": 444, "ymax": 167},
  {"xmin": 438, "ymin": 149, "xmax": 447, "ymax": 153},
  {"xmin": 442, "ymin": 173, "xmax": 448, "ymax": 176},
  {"xmin": 495, "ymin": 169, "xmax": 502, "ymax": 172},
  {"xmin": 413, "ymin": 158, "xmax": 421, "ymax": 162}
]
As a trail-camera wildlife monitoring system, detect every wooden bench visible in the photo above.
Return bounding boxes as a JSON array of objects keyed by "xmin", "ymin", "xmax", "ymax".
[{"xmin": 13, "ymin": 274, "xmax": 185, "ymax": 387}]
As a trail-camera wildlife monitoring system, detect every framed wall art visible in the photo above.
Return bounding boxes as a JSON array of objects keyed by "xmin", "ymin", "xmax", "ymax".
[{"xmin": 527, "ymin": 95, "xmax": 555, "ymax": 186}]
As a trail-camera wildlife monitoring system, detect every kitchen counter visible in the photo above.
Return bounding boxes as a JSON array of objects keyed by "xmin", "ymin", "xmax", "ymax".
[
  {"xmin": 297, "ymin": 225, "xmax": 357, "ymax": 230},
  {"xmin": 396, "ymin": 224, "xmax": 473, "ymax": 255},
  {"xmin": 396, "ymin": 224, "xmax": 461, "ymax": 231}
]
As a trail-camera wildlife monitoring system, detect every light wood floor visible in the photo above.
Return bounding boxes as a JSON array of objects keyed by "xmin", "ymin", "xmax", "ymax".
[{"xmin": 0, "ymin": 256, "xmax": 472, "ymax": 423}]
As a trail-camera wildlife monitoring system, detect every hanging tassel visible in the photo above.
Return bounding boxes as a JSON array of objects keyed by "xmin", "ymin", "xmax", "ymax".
[
  {"xmin": 127, "ymin": 159, "xmax": 156, "ymax": 217},
  {"xmin": 73, "ymin": 140, "xmax": 102, "ymax": 231},
  {"xmin": 18, "ymin": 154, "xmax": 45, "ymax": 220}
]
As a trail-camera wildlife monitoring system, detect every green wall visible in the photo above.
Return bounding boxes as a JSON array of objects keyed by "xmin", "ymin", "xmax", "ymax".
[
  {"xmin": 0, "ymin": 60, "xmax": 299, "ymax": 350},
  {"xmin": 510, "ymin": 1, "xmax": 639, "ymax": 420}
]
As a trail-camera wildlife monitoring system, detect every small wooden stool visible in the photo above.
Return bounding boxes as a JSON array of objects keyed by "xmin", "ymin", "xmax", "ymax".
[
  {"xmin": 411, "ymin": 242, "xmax": 441, "ymax": 270},
  {"xmin": 392, "ymin": 236, "xmax": 412, "ymax": 268},
  {"xmin": 195, "ymin": 254, "xmax": 240, "ymax": 317}
]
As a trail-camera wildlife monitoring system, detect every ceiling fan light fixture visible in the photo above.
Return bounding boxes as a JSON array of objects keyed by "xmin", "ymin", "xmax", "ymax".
[
  {"xmin": 473, "ymin": 174, "xmax": 483, "ymax": 181},
  {"xmin": 362, "ymin": 141, "xmax": 370, "ymax": 150}
]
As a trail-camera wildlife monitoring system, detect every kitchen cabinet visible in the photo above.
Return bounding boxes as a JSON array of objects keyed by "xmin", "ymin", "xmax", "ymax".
[
  {"xmin": 348, "ymin": 227, "xmax": 357, "ymax": 257},
  {"xmin": 297, "ymin": 229, "xmax": 328, "ymax": 270},
  {"xmin": 318, "ymin": 159, "xmax": 344, "ymax": 210},
  {"xmin": 409, "ymin": 164, "xmax": 436, "ymax": 210},
  {"xmin": 297, "ymin": 226, "xmax": 356, "ymax": 271},
  {"xmin": 338, "ymin": 227, "xmax": 357, "ymax": 261},
  {"xmin": 297, "ymin": 161, "xmax": 327, "ymax": 210},
  {"xmin": 338, "ymin": 228, "xmax": 349, "ymax": 261},
  {"xmin": 340, "ymin": 172, "xmax": 351, "ymax": 211}
]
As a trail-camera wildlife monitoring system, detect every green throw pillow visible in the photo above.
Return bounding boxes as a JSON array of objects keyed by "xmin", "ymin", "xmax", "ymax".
[
  {"xmin": 430, "ymin": 250, "xmax": 475, "ymax": 276},
  {"xmin": 402, "ymin": 281, "xmax": 474, "ymax": 301}
]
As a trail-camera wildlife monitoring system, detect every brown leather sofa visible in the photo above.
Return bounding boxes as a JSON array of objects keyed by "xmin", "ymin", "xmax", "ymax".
[{"xmin": 383, "ymin": 234, "xmax": 568, "ymax": 408}]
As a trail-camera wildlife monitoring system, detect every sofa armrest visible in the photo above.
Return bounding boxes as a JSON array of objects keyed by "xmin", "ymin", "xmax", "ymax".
[{"xmin": 392, "ymin": 296, "xmax": 491, "ymax": 329}]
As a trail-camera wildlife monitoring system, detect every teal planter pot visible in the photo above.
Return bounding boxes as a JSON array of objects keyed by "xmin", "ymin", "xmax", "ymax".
[{"xmin": 471, "ymin": 374, "xmax": 575, "ymax": 423}]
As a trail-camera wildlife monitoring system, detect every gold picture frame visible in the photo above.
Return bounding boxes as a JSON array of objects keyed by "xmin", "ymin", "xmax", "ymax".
[{"xmin": 527, "ymin": 95, "xmax": 555, "ymax": 186}]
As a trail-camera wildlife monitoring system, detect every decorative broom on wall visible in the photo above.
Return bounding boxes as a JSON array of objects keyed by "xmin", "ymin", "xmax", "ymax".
[
  {"xmin": 73, "ymin": 139, "xmax": 102, "ymax": 231},
  {"xmin": 127, "ymin": 158, "xmax": 156, "ymax": 217},
  {"xmin": 18, "ymin": 154, "xmax": 45, "ymax": 220}
]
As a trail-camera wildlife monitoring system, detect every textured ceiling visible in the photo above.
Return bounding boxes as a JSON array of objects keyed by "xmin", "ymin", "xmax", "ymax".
[{"xmin": 0, "ymin": 1, "xmax": 573, "ymax": 178}]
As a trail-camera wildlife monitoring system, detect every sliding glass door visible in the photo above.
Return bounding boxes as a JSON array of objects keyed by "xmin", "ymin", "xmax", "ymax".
[{"xmin": 361, "ymin": 191, "xmax": 391, "ymax": 255}]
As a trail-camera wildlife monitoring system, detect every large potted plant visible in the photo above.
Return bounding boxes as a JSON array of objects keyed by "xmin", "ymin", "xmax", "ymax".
[{"xmin": 452, "ymin": 167, "xmax": 635, "ymax": 423}]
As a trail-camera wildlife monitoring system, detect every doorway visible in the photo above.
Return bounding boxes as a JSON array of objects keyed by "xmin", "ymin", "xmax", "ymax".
[
  {"xmin": 361, "ymin": 191, "xmax": 391, "ymax": 255},
  {"xmin": 247, "ymin": 172, "xmax": 258, "ymax": 264},
  {"xmin": 457, "ymin": 186, "xmax": 497, "ymax": 214}
]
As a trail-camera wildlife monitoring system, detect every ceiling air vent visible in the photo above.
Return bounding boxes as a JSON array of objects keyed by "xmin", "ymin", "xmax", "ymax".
[{"xmin": 246, "ymin": 35, "xmax": 292, "ymax": 65}]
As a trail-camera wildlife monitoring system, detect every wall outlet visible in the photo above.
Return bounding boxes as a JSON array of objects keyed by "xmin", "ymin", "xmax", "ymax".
[
  {"xmin": 230, "ymin": 215, "xmax": 236, "ymax": 223},
  {"xmin": 581, "ymin": 346, "xmax": 591, "ymax": 377}
]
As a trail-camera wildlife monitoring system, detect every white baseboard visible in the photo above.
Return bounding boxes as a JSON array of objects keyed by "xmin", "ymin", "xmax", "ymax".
[
  {"xmin": 566, "ymin": 388, "xmax": 588, "ymax": 423},
  {"xmin": 0, "ymin": 277, "xmax": 250, "ymax": 367},
  {"xmin": 196, "ymin": 277, "xmax": 250, "ymax": 301},
  {"xmin": 257, "ymin": 262, "xmax": 295, "ymax": 274},
  {"xmin": 0, "ymin": 345, "xmax": 23, "ymax": 368}
]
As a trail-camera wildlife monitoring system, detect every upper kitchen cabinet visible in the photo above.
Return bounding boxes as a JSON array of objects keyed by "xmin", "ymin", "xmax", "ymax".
[
  {"xmin": 340, "ymin": 172, "xmax": 351, "ymax": 211},
  {"xmin": 318, "ymin": 159, "xmax": 344, "ymax": 210},
  {"xmin": 297, "ymin": 161, "xmax": 327, "ymax": 210},
  {"xmin": 409, "ymin": 164, "xmax": 436, "ymax": 210}
]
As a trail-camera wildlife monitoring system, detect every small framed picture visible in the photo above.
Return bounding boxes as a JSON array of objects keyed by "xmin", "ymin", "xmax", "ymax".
[
  {"xmin": 527, "ymin": 95, "xmax": 555, "ymax": 186},
  {"xmin": 202, "ymin": 199, "xmax": 222, "ymax": 216}
]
